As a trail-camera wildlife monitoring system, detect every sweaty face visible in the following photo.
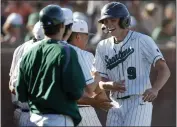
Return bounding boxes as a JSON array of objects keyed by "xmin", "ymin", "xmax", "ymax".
[{"xmin": 102, "ymin": 18, "xmax": 121, "ymax": 36}]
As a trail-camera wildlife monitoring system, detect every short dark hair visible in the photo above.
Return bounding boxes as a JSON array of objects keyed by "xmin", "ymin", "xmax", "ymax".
[
  {"xmin": 43, "ymin": 23, "xmax": 63, "ymax": 36},
  {"xmin": 63, "ymin": 23, "xmax": 73, "ymax": 38}
]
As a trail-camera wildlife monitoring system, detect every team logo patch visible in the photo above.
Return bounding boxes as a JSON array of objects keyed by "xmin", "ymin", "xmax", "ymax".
[
  {"xmin": 105, "ymin": 47, "xmax": 134, "ymax": 70},
  {"xmin": 80, "ymin": 28, "xmax": 84, "ymax": 31}
]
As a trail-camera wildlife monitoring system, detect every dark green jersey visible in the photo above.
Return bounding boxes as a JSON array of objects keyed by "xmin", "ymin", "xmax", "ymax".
[{"xmin": 15, "ymin": 39, "xmax": 86, "ymax": 126}]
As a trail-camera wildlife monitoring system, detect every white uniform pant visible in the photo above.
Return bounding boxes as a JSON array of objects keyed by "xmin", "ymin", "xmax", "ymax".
[
  {"xmin": 30, "ymin": 113, "xmax": 74, "ymax": 126},
  {"xmin": 78, "ymin": 106, "xmax": 102, "ymax": 126},
  {"xmin": 106, "ymin": 95, "xmax": 153, "ymax": 126},
  {"xmin": 14, "ymin": 109, "xmax": 74, "ymax": 126},
  {"xmin": 14, "ymin": 109, "xmax": 34, "ymax": 126}
]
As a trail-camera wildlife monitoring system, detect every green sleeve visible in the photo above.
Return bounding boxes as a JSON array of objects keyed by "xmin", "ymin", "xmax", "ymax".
[
  {"xmin": 62, "ymin": 47, "xmax": 86, "ymax": 100},
  {"xmin": 15, "ymin": 62, "xmax": 28, "ymax": 102}
]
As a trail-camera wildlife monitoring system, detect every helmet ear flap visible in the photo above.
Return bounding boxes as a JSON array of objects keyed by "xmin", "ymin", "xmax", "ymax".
[{"xmin": 119, "ymin": 16, "xmax": 131, "ymax": 29}]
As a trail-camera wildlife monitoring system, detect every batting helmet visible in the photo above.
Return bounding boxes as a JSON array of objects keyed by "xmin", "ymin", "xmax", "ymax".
[
  {"xmin": 39, "ymin": 4, "xmax": 65, "ymax": 27},
  {"xmin": 98, "ymin": 2, "xmax": 131, "ymax": 29}
]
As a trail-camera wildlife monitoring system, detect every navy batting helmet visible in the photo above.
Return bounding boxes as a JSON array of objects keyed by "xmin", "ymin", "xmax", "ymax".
[
  {"xmin": 39, "ymin": 4, "xmax": 65, "ymax": 27},
  {"xmin": 98, "ymin": 2, "xmax": 131, "ymax": 29}
]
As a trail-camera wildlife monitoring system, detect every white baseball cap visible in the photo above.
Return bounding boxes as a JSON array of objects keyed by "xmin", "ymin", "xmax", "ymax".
[
  {"xmin": 6, "ymin": 13, "xmax": 23, "ymax": 26},
  {"xmin": 73, "ymin": 12, "xmax": 88, "ymax": 23},
  {"xmin": 32, "ymin": 21, "xmax": 44, "ymax": 40},
  {"xmin": 72, "ymin": 19, "xmax": 94, "ymax": 35},
  {"xmin": 61, "ymin": 8, "xmax": 73, "ymax": 25}
]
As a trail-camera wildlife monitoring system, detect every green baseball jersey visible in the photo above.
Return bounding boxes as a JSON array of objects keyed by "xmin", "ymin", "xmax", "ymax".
[{"xmin": 15, "ymin": 39, "xmax": 86, "ymax": 126}]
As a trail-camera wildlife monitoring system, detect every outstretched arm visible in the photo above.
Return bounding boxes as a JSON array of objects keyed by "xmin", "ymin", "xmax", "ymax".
[
  {"xmin": 143, "ymin": 59, "xmax": 170, "ymax": 102},
  {"xmin": 99, "ymin": 77, "xmax": 126, "ymax": 92}
]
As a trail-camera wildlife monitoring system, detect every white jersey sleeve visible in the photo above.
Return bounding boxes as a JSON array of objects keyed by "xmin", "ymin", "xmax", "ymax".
[
  {"xmin": 9, "ymin": 45, "xmax": 22, "ymax": 77},
  {"xmin": 85, "ymin": 52, "xmax": 94, "ymax": 71},
  {"xmin": 94, "ymin": 41, "xmax": 108, "ymax": 79},
  {"xmin": 140, "ymin": 35, "xmax": 165, "ymax": 67},
  {"xmin": 69, "ymin": 45, "xmax": 94, "ymax": 85},
  {"xmin": 9, "ymin": 40, "xmax": 34, "ymax": 88},
  {"xmin": 9, "ymin": 45, "xmax": 24, "ymax": 88}
]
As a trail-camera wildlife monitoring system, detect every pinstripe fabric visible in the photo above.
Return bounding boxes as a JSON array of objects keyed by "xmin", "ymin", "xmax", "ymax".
[
  {"xmin": 95, "ymin": 30, "xmax": 164, "ymax": 98},
  {"xmin": 78, "ymin": 107, "xmax": 102, "ymax": 126},
  {"xmin": 62, "ymin": 41, "xmax": 94, "ymax": 85},
  {"xmin": 61, "ymin": 41, "xmax": 101, "ymax": 126},
  {"xmin": 30, "ymin": 113, "xmax": 74, "ymax": 126},
  {"xmin": 106, "ymin": 95, "xmax": 152, "ymax": 126},
  {"xmin": 95, "ymin": 30, "xmax": 163, "ymax": 126}
]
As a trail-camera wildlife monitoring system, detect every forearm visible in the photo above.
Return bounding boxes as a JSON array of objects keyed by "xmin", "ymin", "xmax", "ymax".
[
  {"xmin": 95, "ymin": 86, "xmax": 109, "ymax": 101},
  {"xmin": 77, "ymin": 96, "xmax": 96, "ymax": 106},
  {"xmin": 84, "ymin": 82, "xmax": 98, "ymax": 97},
  {"xmin": 152, "ymin": 66, "xmax": 171, "ymax": 91}
]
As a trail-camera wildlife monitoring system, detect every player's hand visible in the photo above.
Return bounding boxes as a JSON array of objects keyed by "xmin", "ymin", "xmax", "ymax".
[
  {"xmin": 91, "ymin": 71, "xmax": 101, "ymax": 84},
  {"xmin": 112, "ymin": 80, "xmax": 126, "ymax": 92},
  {"xmin": 94, "ymin": 90, "xmax": 110, "ymax": 101},
  {"xmin": 9, "ymin": 85, "xmax": 16, "ymax": 95},
  {"xmin": 91, "ymin": 98, "xmax": 113, "ymax": 112},
  {"xmin": 91, "ymin": 92, "xmax": 113, "ymax": 111},
  {"xmin": 99, "ymin": 101, "xmax": 114, "ymax": 112},
  {"xmin": 99, "ymin": 80, "xmax": 126, "ymax": 92},
  {"xmin": 142, "ymin": 88, "xmax": 159, "ymax": 102}
]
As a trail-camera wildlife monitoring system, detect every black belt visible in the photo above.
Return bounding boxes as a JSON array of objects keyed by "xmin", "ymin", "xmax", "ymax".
[
  {"xmin": 13, "ymin": 104, "xmax": 29, "ymax": 112},
  {"xmin": 117, "ymin": 95, "xmax": 131, "ymax": 99}
]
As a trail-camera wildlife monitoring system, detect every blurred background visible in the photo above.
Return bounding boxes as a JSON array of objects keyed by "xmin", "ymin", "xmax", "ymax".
[{"xmin": 1, "ymin": 0, "xmax": 176, "ymax": 127}]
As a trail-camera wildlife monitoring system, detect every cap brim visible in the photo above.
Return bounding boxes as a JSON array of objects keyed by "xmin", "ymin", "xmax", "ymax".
[
  {"xmin": 98, "ymin": 15, "xmax": 115, "ymax": 23},
  {"xmin": 64, "ymin": 19, "xmax": 73, "ymax": 25}
]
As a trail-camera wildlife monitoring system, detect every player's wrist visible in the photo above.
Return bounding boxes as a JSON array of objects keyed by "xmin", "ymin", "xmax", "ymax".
[
  {"xmin": 151, "ymin": 86, "xmax": 160, "ymax": 92},
  {"xmin": 99, "ymin": 81, "xmax": 114, "ymax": 91}
]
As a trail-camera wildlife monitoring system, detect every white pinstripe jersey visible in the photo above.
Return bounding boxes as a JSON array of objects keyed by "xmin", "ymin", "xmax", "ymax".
[
  {"xmin": 62, "ymin": 41, "xmax": 94, "ymax": 85},
  {"xmin": 95, "ymin": 30, "xmax": 164, "ymax": 99},
  {"xmin": 10, "ymin": 39, "xmax": 35, "ymax": 109},
  {"xmin": 10, "ymin": 40, "xmax": 37, "ymax": 88}
]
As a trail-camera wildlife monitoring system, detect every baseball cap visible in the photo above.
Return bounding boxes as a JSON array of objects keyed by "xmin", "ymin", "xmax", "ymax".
[
  {"xmin": 73, "ymin": 12, "xmax": 88, "ymax": 23},
  {"xmin": 6, "ymin": 13, "xmax": 23, "ymax": 27},
  {"xmin": 72, "ymin": 19, "xmax": 94, "ymax": 35},
  {"xmin": 61, "ymin": 8, "xmax": 73, "ymax": 25},
  {"xmin": 32, "ymin": 21, "xmax": 44, "ymax": 40}
]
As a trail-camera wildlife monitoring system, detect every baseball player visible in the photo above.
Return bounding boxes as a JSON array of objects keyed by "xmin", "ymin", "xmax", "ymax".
[
  {"xmin": 62, "ymin": 8, "xmax": 112, "ymax": 126},
  {"xmin": 9, "ymin": 21, "xmax": 44, "ymax": 126},
  {"xmin": 95, "ymin": 2, "xmax": 171, "ymax": 126},
  {"xmin": 15, "ymin": 5, "xmax": 86, "ymax": 126}
]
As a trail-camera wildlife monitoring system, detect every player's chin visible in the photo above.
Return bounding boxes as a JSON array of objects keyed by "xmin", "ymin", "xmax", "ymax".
[{"xmin": 110, "ymin": 30, "xmax": 117, "ymax": 36}]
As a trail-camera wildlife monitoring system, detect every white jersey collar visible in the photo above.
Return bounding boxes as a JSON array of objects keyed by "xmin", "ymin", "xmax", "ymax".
[{"xmin": 113, "ymin": 30, "xmax": 133, "ymax": 44}]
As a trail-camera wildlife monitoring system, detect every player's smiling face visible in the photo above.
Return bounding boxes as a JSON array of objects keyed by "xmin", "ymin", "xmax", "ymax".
[{"xmin": 102, "ymin": 18, "xmax": 121, "ymax": 36}]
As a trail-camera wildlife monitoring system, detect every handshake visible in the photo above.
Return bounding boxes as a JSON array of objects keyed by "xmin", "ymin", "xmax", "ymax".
[
  {"xmin": 99, "ymin": 80, "xmax": 126, "ymax": 93},
  {"xmin": 91, "ymin": 70, "xmax": 126, "ymax": 93}
]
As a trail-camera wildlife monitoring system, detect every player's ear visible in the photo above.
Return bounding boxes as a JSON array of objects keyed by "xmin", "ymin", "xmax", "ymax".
[{"xmin": 76, "ymin": 33, "xmax": 80, "ymax": 40}]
